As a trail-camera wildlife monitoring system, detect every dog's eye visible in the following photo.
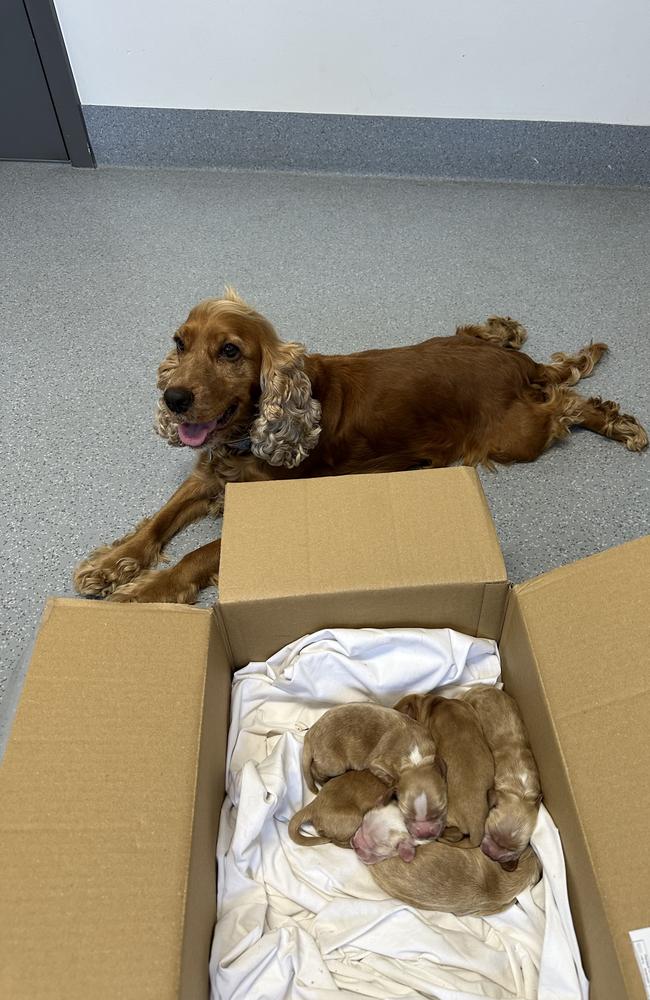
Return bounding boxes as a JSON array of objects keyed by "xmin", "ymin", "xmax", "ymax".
[
  {"xmin": 174, "ymin": 338, "xmax": 185, "ymax": 353},
  {"xmin": 220, "ymin": 342, "xmax": 240, "ymax": 360}
]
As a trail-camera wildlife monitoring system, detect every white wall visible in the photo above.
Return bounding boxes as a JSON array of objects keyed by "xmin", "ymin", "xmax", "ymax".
[{"xmin": 55, "ymin": 0, "xmax": 650, "ymax": 125}]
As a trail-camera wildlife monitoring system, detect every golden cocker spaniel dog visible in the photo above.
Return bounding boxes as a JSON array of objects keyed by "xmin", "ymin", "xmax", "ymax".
[{"xmin": 74, "ymin": 289, "xmax": 647, "ymax": 604}]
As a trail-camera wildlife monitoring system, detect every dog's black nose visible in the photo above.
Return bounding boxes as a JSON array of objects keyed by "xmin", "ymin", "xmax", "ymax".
[{"xmin": 164, "ymin": 387, "xmax": 194, "ymax": 413}]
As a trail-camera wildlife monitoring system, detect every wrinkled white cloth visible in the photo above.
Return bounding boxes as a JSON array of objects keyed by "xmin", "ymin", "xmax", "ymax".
[{"xmin": 209, "ymin": 627, "xmax": 588, "ymax": 1000}]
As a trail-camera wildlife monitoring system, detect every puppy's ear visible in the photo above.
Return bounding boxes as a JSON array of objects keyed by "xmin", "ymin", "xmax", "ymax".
[
  {"xmin": 441, "ymin": 825, "xmax": 464, "ymax": 844},
  {"xmin": 369, "ymin": 758, "xmax": 397, "ymax": 786},
  {"xmin": 433, "ymin": 755, "xmax": 447, "ymax": 780},
  {"xmin": 250, "ymin": 339, "xmax": 321, "ymax": 468},
  {"xmin": 397, "ymin": 840, "xmax": 416, "ymax": 863},
  {"xmin": 375, "ymin": 785, "xmax": 396, "ymax": 807},
  {"xmin": 393, "ymin": 694, "xmax": 421, "ymax": 719},
  {"xmin": 154, "ymin": 350, "xmax": 182, "ymax": 446}
]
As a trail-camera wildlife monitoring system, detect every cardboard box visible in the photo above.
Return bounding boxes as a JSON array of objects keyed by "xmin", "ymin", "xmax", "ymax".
[{"xmin": 1, "ymin": 468, "xmax": 648, "ymax": 999}]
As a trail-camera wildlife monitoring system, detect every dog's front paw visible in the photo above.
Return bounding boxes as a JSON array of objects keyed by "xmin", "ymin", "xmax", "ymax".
[
  {"xmin": 74, "ymin": 546, "xmax": 145, "ymax": 597},
  {"xmin": 108, "ymin": 569, "xmax": 198, "ymax": 605},
  {"xmin": 617, "ymin": 413, "xmax": 649, "ymax": 451}
]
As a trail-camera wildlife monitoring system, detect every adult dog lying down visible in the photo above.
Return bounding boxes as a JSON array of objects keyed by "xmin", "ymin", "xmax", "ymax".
[{"xmin": 75, "ymin": 289, "xmax": 648, "ymax": 604}]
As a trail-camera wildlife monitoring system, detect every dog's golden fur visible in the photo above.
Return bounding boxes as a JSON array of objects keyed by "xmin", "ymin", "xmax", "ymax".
[
  {"xmin": 288, "ymin": 770, "xmax": 387, "ymax": 849},
  {"xmin": 394, "ymin": 693, "xmax": 494, "ymax": 848},
  {"xmin": 461, "ymin": 687, "xmax": 542, "ymax": 869},
  {"xmin": 74, "ymin": 289, "xmax": 647, "ymax": 604},
  {"xmin": 370, "ymin": 839, "xmax": 541, "ymax": 917}
]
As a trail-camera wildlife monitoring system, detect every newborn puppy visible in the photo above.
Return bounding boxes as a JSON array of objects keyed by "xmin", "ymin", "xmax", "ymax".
[
  {"xmin": 370, "ymin": 836, "xmax": 541, "ymax": 916},
  {"xmin": 351, "ymin": 802, "xmax": 418, "ymax": 864},
  {"xmin": 393, "ymin": 755, "xmax": 448, "ymax": 840},
  {"xmin": 289, "ymin": 770, "xmax": 387, "ymax": 848},
  {"xmin": 303, "ymin": 704, "xmax": 447, "ymax": 840},
  {"xmin": 461, "ymin": 686, "xmax": 542, "ymax": 870},
  {"xmin": 395, "ymin": 693, "xmax": 494, "ymax": 847}
]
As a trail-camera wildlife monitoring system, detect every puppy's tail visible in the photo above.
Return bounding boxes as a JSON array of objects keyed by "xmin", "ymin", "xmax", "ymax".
[
  {"xmin": 302, "ymin": 736, "xmax": 319, "ymax": 794},
  {"xmin": 288, "ymin": 806, "xmax": 330, "ymax": 847}
]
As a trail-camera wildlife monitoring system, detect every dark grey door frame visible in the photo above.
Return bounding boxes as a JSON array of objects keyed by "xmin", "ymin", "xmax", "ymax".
[{"xmin": 22, "ymin": 0, "xmax": 95, "ymax": 166}]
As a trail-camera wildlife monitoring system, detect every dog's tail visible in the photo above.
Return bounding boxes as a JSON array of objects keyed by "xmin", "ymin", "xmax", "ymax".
[
  {"xmin": 302, "ymin": 735, "xmax": 319, "ymax": 794},
  {"xmin": 288, "ymin": 805, "xmax": 330, "ymax": 846}
]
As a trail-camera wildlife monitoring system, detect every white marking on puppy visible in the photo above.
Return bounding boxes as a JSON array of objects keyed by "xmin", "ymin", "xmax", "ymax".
[
  {"xmin": 517, "ymin": 769, "xmax": 538, "ymax": 796},
  {"xmin": 409, "ymin": 746, "xmax": 423, "ymax": 766},
  {"xmin": 413, "ymin": 791, "xmax": 428, "ymax": 821}
]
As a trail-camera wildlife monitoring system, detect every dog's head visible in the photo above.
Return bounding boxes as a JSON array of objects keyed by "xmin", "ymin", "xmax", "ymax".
[
  {"xmin": 394, "ymin": 757, "xmax": 448, "ymax": 840},
  {"xmin": 480, "ymin": 788, "xmax": 541, "ymax": 870},
  {"xmin": 351, "ymin": 802, "xmax": 418, "ymax": 864},
  {"xmin": 155, "ymin": 288, "xmax": 321, "ymax": 467}
]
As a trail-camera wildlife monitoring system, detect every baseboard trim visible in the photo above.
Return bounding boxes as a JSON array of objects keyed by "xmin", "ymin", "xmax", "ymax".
[{"xmin": 83, "ymin": 106, "xmax": 649, "ymax": 185}]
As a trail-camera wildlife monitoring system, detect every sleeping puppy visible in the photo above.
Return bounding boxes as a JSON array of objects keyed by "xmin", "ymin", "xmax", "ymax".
[
  {"xmin": 351, "ymin": 802, "xmax": 419, "ymax": 864},
  {"xmin": 394, "ymin": 693, "xmax": 494, "ymax": 848},
  {"xmin": 289, "ymin": 770, "xmax": 388, "ymax": 848},
  {"xmin": 302, "ymin": 704, "xmax": 448, "ymax": 840},
  {"xmin": 461, "ymin": 686, "xmax": 542, "ymax": 870},
  {"xmin": 370, "ymin": 830, "xmax": 541, "ymax": 917}
]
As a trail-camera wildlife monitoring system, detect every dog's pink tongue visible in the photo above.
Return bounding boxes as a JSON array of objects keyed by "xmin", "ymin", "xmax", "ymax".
[{"xmin": 177, "ymin": 420, "xmax": 218, "ymax": 447}]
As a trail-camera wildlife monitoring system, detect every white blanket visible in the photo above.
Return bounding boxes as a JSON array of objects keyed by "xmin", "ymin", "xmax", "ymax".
[{"xmin": 210, "ymin": 627, "xmax": 588, "ymax": 1000}]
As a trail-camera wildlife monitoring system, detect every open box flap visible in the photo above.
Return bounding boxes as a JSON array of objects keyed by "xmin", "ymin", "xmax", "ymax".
[
  {"xmin": 502, "ymin": 536, "xmax": 650, "ymax": 1000},
  {"xmin": 0, "ymin": 599, "xmax": 231, "ymax": 1000},
  {"xmin": 217, "ymin": 467, "xmax": 509, "ymax": 663}
]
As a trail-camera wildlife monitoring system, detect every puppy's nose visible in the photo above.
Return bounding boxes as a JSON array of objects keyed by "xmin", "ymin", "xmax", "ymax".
[{"xmin": 164, "ymin": 387, "xmax": 194, "ymax": 413}]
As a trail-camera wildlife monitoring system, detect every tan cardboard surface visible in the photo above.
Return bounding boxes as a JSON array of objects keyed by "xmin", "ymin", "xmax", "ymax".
[
  {"xmin": 502, "ymin": 537, "xmax": 650, "ymax": 1000},
  {"xmin": 219, "ymin": 467, "xmax": 509, "ymax": 663},
  {"xmin": 0, "ymin": 599, "xmax": 231, "ymax": 1000},
  {"xmin": 4, "ymin": 476, "xmax": 647, "ymax": 1000}
]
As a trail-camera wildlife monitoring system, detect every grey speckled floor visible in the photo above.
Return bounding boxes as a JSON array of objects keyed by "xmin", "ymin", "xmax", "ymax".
[{"xmin": 1, "ymin": 163, "xmax": 649, "ymax": 744}]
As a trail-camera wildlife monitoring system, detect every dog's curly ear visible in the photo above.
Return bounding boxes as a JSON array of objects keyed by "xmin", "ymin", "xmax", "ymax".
[
  {"xmin": 250, "ymin": 340, "xmax": 321, "ymax": 468},
  {"xmin": 154, "ymin": 350, "xmax": 183, "ymax": 447},
  {"xmin": 223, "ymin": 285, "xmax": 246, "ymax": 304}
]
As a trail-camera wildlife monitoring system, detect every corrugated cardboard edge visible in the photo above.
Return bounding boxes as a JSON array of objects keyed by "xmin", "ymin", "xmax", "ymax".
[
  {"xmin": 178, "ymin": 615, "xmax": 232, "ymax": 1000},
  {"xmin": 515, "ymin": 536, "xmax": 650, "ymax": 598},
  {"xmin": 476, "ymin": 581, "xmax": 509, "ymax": 638},
  {"xmin": 501, "ymin": 591, "xmax": 625, "ymax": 1000},
  {"xmin": 211, "ymin": 604, "xmax": 236, "ymax": 669}
]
